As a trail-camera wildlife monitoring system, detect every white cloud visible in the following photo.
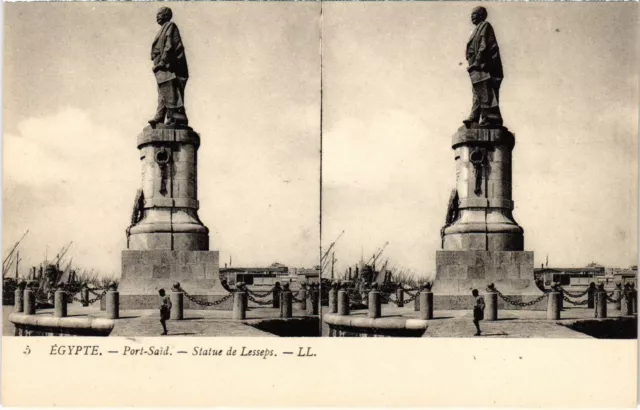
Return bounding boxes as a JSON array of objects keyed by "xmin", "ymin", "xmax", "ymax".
[{"xmin": 3, "ymin": 108, "xmax": 137, "ymax": 277}]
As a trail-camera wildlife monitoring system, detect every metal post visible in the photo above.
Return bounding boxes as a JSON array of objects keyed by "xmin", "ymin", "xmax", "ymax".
[
  {"xmin": 106, "ymin": 284, "xmax": 119, "ymax": 320},
  {"xmin": 170, "ymin": 289, "xmax": 184, "ymax": 320},
  {"xmin": 587, "ymin": 283, "xmax": 595, "ymax": 309},
  {"xmin": 337, "ymin": 288, "xmax": 349, "ymax": 316},
  {"xmin": 625, "ymin": 289, "xmax": 634, "ymax": 315},
  {"xmin": 295, "ymin": 286, "xmax": 305, "ymax": 312},
  {"xmin": 281, "ymin": 287, "xmax": 292, "ymax": 319},
  {"xmin": 54, "ymin": 288, "xmax": 67, "ymax": 318},
  {"xmin": 272, "ymin": 283, "xmax": 282, "ymax": 309},
  {"xmin": 395, "ymin": 288, "xmax": 404, "ymax": 307},
  {"xmin": 233, "ymin": 290, "xmax": 247, "ymax": 320},
  {"xmin": 420, "ymin": 291, "xmax": 434, "ymax": 320},
  {"xmin": 14, "ymin": 284, "xmax": 24, "ymax": 313},
  {"xmin": 546, "ymin": 291, "xmax": 560, "ymax": 320},
  {"xmin": 595, "ymin": 289, "xmax": 607, "ymax": 318},
  {"xmin": 81, "ymin": 285, "xmax": 90, "ymax": 307},
  {"xmin": 24, "ymin": 287, "xmax": 36, "ymax": 315},
  {"xmin": 485, "ymin": 290, "xmax": 498, "ymax": 321},
  {"xmin": 311, "ymin": 284, "xmax": 319, "ymax": 315},
  {"xmin": 328, "ymin": 282, "xmax": 338, "ymax": 314},
  {"xmin": 368, "ymin": 284, "xmax": 381, "ymax": 318}
]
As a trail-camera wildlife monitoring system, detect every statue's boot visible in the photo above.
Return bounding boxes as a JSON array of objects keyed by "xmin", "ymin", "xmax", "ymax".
[
  {"xmin": 148, "ymin": 116, "xmax": 164, "ymax": 129},
  {"xmin": 463, "ymin": 117, "xmax": 479, "ymax": 128}
]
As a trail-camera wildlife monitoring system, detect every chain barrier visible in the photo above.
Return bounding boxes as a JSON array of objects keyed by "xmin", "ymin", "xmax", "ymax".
[
  {"xmin": 403, "ymin": 294, "xmax": 418, "ymax": 304},
  {"xmin": 562, "ymin": 295, "xmax": 589, "ymax": 306},
  {"xmin": 495, "ymin": 288, "xmax": 547, "ymax": 307},
  {"xmin": 88, "ymin": 287, "xmax": 110, "ymax": 297},
  {"xmin": 247, "ymin": 294, "xmax": 274, "ymax": 306},
  {"xmin": 71, "ymin": 288, "xmax": 109, "ymax": 305},
  {"xmin": 605, "ymin": 292, "xmax": 625, "ymax": 303},
  {"xmin": 560, "ymin": 287, "xmax": 589, "ymax": 298},
  {"xmin": 179, "ymin": 287, "xmax": 233, "ymax": 307},
  {"xmin": 246, "ymin": 288, "xmax": 274, "ymax": 298}
]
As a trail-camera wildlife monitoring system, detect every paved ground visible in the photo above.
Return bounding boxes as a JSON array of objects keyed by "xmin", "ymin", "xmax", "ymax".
[
  {"xmin": 3, "ymin": 305, "xmax": 315, "ymax": 337},
  {"xmin": 5, "ymin": 303, "xmax": 634, "ymax": 338},
  {"xmin": 321, "ymin": 305, "xmax": 635, "ymax": 338}
]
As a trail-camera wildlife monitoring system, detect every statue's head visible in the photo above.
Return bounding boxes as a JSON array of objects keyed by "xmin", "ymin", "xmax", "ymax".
[
  {"xmin": 471, "ymin": 7, "xmax": 488, "ymax": 25},
  {"xmin": 156, "ymin": 7, "xmax": 173, "ymax": 25}
]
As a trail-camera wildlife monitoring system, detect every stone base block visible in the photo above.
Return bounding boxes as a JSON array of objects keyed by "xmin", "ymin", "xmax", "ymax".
[
  {"xmin": 119, "ymin": 250, "xmax": 227, "ymax": 309},
  {"xmin": 434, "ymin": 250, "xmax": 540, "ymax": 296}
]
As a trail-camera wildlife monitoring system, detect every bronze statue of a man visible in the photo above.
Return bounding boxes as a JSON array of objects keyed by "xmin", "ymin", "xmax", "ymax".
[
  {"xmin": 149, "ymin": 7, "xmax": 189, "ymax": 128},
  {"xmin": 463, "ymin": 7, "xmax": 503, "ymax": 128}
]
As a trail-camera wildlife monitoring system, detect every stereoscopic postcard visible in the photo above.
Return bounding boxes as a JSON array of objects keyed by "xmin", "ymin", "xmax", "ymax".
[{"xmin": 1, "ymin": 0, "xmax": 638, "ymax": 407}]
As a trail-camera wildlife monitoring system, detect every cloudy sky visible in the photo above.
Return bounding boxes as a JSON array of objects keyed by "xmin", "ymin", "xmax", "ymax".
[
  {"xmin": 322, "ymin": 2, "xmax": 638, "ymax": 278},
  {"xmin": 3, "ymin": 3, "xmax": 321, "ymax": 276}
]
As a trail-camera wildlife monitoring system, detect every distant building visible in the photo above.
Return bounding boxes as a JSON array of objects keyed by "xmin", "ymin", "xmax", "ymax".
[
  {"xmin": 605, "ymin": 266, "xmax": 638, "ymax": 287},
  {"xmin": 220, "ymin": 262, "xmax": 320, "ymax": 287},
  {"xmin": 534, "ymin": 266, "xmax": 604, "ymax": 287},
  {"xmin": 535, "ymin": 264, "xmax": 637, "ymax": 287}
]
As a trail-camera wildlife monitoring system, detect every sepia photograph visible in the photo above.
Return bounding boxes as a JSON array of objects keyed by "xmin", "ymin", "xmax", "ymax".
[
  {"xmin": 1, "ymin": 0, "xmax": 638, "ymax": 407},
  {"xmin": 3, "ymin": 2, "xmax": 322, "ymax": 338},
  {"xmin": 321, "ymin": 2, "xmax": 638, "ymax": 339}
]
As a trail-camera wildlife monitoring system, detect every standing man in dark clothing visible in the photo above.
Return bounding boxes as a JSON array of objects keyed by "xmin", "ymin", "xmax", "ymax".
[
  {"xmin": 463, "ymin": 6, "xmax": 504, "ymax": 128},
  {"xmin": 159, "ymin": 288, "xmax": 172, "ymax": 336},
  {"xmin": 149, "ymin": 7, "xmax": 189, "ymax": 128},
  {"xmin": 472, "ymin": 289, "xmax": 485, "ymax": 336}
]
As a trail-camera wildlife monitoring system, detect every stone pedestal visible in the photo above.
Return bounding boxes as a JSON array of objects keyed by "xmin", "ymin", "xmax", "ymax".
[
  {"xmin": 127, "ymin": 126, "xmax": 209, "ymax": 251},
  {"xmin": 434, "ymin": 126, "xmax": 544, "ymax": 310},
  {"xmin": 120, "ymin": 126, "xmax": 229, "ymax": 310},
  {"xmin": 441, "ymin": 127, "xmax": 523, "ymax": 251},
  {"xmin": 120, "ymin": 250, "xmax": 230, "ymax": 310},
  {"xmin": 434, "ymin": 250, "xmax": 543, "ymax": 310}
]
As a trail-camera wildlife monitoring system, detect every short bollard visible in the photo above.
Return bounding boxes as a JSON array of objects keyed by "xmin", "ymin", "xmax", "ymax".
[
  {"xmin": 81, "ymin": 286, "xmax": 90, "ymax": 307},
  {"xmin": 170, "ymin": 287, "xmax": 184, "ymax": 320},
  {"xmin": 625, "ymin": 290, "xmax": 634, "ymax": 315},
  {"xmin": 235, "ymin": 282, "xmax": 248, "ymax": 312},
  {"xmin": 587, "ymin": 283, "xmax": 596, "ymax": 309},
  {"xmin": 281, "ymin": 286, "xmax": 292, "ymax": 319},
  {"xmin": 311, "ymin": 285, "xmax": 320, "ymax": 315},
  {"xmin": 414, "ymin": 291, "xmax": 420, "ymax": 311},
  {"xmin": 485, "ymin": 290, "xmax": 498, "ymax": 321},
  {"xmin": 419, "ymin": 291, "xmax": 434, "ymax": 320},
  {"xmin": 233, "ymin": 290, "xmax": 247, "ymax": 320},
  {"xmin": 328, "ymin": 283, "xmax": 338, "ymax": 314},
  {"xmin": 14, "ymin": 286, "xmax": 24, "ymax": 313},
  {"xmin": 298, "ymin": 285, "xmax": 307, "ymax": 310},
  {"xmin": 272, "ymin": 283, "xmax": 282, "ymax": 309},
  {"xmin": 24, "ymin": 288, "xmax": 36, "ymax": 315},
  {"xmin": 368, "ymin": 285, "xmax": 381, "ymax": 319},
  {"xmin": 106, "ymin": 285, "xmax": 119, "ymax": 320},
  {"xmin": 54, "ymin": 289, "xmax": 68, "ymax": 318},
  {"xmin": 337, "ymin": 289, "xmax": 349, "ymax": 316},
  {"xmin": 396, "ymin": 288, "xmax": 404, "ymax": 307},
  {"xmin": 595, "ymin": 290, "xmax": 607, "ymax": 318},
  {"xmin": 613, "ymin": 286, "xmax": 622, "ymax": 311},
  {"xmin": 546, "ymin": 291, "xmax": 560, "ymax": 320}
]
